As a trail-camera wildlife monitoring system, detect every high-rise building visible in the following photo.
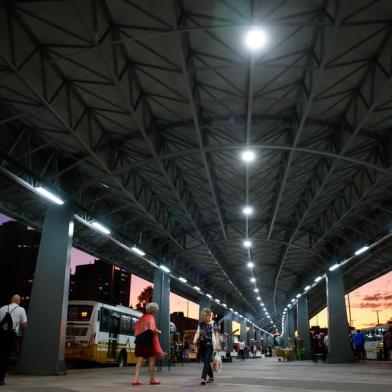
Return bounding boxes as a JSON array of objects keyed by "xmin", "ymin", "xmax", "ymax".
[
  {"xmin": 0, "ymin": 221, "xmax": 40, "ymax": 308},
  {"xmin": 71, "ymin": 259, "xmax": 130, "ymax": 306}
]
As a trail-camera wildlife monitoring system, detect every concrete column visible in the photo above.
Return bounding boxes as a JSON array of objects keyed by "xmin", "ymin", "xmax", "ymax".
[
  {"xmin": 152, "ymin": 269, "xmax": 170, "ymax": 366},
  {"xmin": 297, "ymin": 296, "xmax": 311, "ymax": 359},
  {"xmin": 326, "ymin": 270, "xmax": 353, "ymax": 363},
  {"xmin": 240, "ymin": 319, "xmax": 247, "ymax": 342},
  {"xmin": 287, "ymin": 308, "xmax": 296, "ymax": 345},
  {"xmin": 199, "ymin": 296, "xmax": 211, "ymax": 318},
  {"xmin": 224, "ymin": 310, "xmax": 233, "ymax": 353},
  {"xmin": 17, "ymin": 204, "xmax": 74, "ymax": 374}
]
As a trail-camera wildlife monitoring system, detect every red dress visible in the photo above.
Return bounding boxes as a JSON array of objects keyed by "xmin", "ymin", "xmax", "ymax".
[{"xmin": 134, "ymin": 314, "xmax": 166, "ymax": 359}]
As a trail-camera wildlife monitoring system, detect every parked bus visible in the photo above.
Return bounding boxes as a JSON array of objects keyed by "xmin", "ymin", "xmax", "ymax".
[
  {"xmin": 361, "ymin": 324, "xmax": 389, "ymax": 360},
  {"xmin": 65, "ymin": 300, "xmax": 142, "ymax": 366}
]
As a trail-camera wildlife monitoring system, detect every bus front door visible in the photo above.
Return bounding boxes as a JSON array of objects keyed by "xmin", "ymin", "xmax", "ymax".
[{"xmin": 107, "ymin": 315, "xmax": 120, "ymax": 360}]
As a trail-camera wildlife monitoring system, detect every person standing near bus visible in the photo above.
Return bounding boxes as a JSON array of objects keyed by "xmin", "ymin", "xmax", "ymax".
[
  {"xmin": 353, "ymin": 329, "xmax": 365, "ymax": 361},
  {"xmin": 193, "ymin": 308, "xmax": 220, "ymax": 385},
  {"xmin": 0, "ymin": 295, "xmax": 28, "ymax": 386},
  {"xmin": 132, "ymin": 303, "xmax": 166, "ymax": 386},
  {"xmin": 383, "ymin": 324, "xmax": 392, "ymax": 361}
]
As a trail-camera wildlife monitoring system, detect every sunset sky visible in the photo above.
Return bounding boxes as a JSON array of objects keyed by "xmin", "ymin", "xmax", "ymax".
[{"xmin": 1, "ymin": 213, "xmax": 391, "ymax": 327}]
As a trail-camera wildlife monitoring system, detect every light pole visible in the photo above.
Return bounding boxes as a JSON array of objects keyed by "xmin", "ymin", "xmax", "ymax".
[{"xmin": 372, "ymin": 310, "xmax": 382, "ymax": 325}]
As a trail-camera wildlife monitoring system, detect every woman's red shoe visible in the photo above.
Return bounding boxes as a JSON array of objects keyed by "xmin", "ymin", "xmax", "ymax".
[
  {"xmin": 132, "ymin": 380, "xmax": 143, "ymax": 386},
  {"xmin": 149, "ymin": 379, "xmax": 161, "ymax": 385}
]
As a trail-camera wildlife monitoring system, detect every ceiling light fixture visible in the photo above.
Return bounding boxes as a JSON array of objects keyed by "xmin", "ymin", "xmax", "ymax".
[
  {"xmin": 131, "ymin": 246, "xmax": 146, "ymax": 256},
  {"xmin": 354, "ymin": 246, "xmax": 369, "ymax": 255},
  {"xmin": 178, "ymin": 277, "xmax": 187, "ymax": 283},
  {"xmin": 243, "ymin": 240, "xmax": 252, "ymax": 248},
  {"xmin": 247, "ymin": 261, "xmax": 254, "ymax": 268},
  {"xmin": 35, "ymin": 186, "xmax": 64, "ymax": 205},
  {"xmin": 91, "ymin": 221, "xmax": 111, "ymax": 235},
  {"xmin": 243, "ymin": 206, "xmax": 254, "ymax": 216},
  {"xmin": 159, "ymin": 265, "xmax": 171, "ymax": 273},
  {"xmin": 241, "ymin": 150, "xmax": 255, "ymax": 162},
  {"xmin": 329, "ymin": 263, "xmax": 340, "ymax": 272},
  {"xmin": 245, "ymin": 27, "xmax": 267, "ymax": 50}
]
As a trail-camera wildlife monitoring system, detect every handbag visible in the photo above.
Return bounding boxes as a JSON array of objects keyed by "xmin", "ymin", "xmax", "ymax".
[{"xmin": 211, "ymin": 352, "xmax": 222, "ymax": 373}]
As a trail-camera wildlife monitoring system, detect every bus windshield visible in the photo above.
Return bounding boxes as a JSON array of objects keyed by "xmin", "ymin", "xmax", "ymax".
[{"xmin": 68, "ymin": 305, "xmax": 93, "ymax": 321}]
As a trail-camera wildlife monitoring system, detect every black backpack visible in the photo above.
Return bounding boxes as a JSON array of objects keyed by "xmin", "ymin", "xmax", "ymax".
[{"xmin": 0, "ymin": 305, "xmax": 17, "ymax": 342}]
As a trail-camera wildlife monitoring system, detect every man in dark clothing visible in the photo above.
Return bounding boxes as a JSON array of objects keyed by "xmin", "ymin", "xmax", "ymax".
[{"xmin": 383, "ymin": 325, "xmax": 392, "ymax": 361}]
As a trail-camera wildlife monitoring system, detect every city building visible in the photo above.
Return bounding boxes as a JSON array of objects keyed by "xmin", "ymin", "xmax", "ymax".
[
  {"xmin": 0, "ymin": 221, "xmax": 40, "ymax": 308},
  {"xmin": 71, "ymin": 259, "xmax": 130, "ymax": 306}
]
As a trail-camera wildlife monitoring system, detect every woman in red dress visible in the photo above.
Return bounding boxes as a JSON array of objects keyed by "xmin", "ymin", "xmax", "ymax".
[{"xmin": 132, "ymin": 302, "xmax": 166, "ymax": 386}]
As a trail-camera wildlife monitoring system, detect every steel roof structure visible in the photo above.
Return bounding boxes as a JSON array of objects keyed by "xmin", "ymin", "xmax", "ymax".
[{"xmin": 1, "ymin": 0, "xmax": 392, "ymax": 331}]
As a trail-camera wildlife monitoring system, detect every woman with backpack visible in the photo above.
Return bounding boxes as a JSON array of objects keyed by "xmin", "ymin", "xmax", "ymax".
[{"xmin": 193, "ymin": 308, "xmax": 220, "ymax": 385}]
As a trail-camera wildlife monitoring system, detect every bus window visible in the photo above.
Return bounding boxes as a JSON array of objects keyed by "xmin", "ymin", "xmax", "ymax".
[
  {"xmin": 100, "ymin": 308, "xmax": 110, "ymax": 332},
  {"xmin": 68, "ymin": 305, "xmax": 93, "ymax": 321},
  {"xmin": 120, "ymin": 315, "xmax": 132, "ymax": 335}
]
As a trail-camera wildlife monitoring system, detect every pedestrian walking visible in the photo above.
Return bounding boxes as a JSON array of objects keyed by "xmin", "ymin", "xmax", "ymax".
[
  {"xmin": 0, "ymin": 295, "xmax": 28, "ymax": 386},
  {"xmin": 238, "ymin": 340, "xmax": 245, "ymax": 360},
  {"xmin": 132, "ymin": 302, "xmax": 166, "ymax": 386},
  {"xmin": 193, "ymin": 308, "xmax": 220, "ymax": 385}
]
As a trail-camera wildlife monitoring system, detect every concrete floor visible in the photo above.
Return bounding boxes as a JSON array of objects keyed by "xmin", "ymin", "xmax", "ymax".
[{"xmin": 2, "ymin": 358, "xmax": 391, "ymax": 392}]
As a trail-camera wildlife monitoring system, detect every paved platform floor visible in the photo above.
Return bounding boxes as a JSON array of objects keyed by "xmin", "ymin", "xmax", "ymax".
[{"xmin": 2, "ymin": 358, "xmax": 391, "ymax": 391}]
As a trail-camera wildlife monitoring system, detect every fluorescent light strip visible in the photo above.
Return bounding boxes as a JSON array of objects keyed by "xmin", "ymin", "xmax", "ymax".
[
  {"xmin": 91, "ymin": 221, "xmax": 111, "ymax": 235},
  {"xmin": 131, "ymin": 246, "xmax": 146, "ymax": 256},
  {"xmin": 178, "ymin": 277, "xmax": 187, "ymax": 283},
  {"xmin": 354, "ymin": 246, "xmax": 369, "ymax": 255},
  {"xmin": 35, "ymin": 186, "xmax": 64, "ymax": 205},
  {"xmin": 329, "ymin": 263, "xmax": 340, "ymax": 272},
  {"xmin": 159, "ymin": 265, "xmax": 170, "ymax": 273}
]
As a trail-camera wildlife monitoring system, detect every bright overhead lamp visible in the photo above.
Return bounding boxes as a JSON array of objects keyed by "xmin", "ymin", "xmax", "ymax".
[
  {"xmin": 304, "ymin": 285, "xmax": 311, "ymax": 292},
  {"xmin": 131, "ymin": 246, "xmax": 146, "ymax": 256},
  {"xmin": 179, "ymin": 277, "xmax": 187, "ymax": 283},
  {"xmin": 91, "ymin": 221, "xmax": 111, "ymax": 235},
  {"xmin": 296, "ymin": 293, "xmax": 301, "ymax": 298},
  {"xmin": 222, "ymin": 303, "xmax": 227, "ymax": 307},
  {"xmin": 241, "ymin": 150, "xmax": 255, "ymax": 162},
  {"xmin": 314, "ymin": 276, "xmax": 323, "ymax": 283},
  {"xmin": 234, "ymin": 311, "xmax": 239, "ymax": 315},
  {"xmin": 291, "ymin": 298, "xmax": 296, "ymax": 303},
  {"xmin": 247, "ymin": 261, "xmax": 254, "ymax": 268},
  {"xmin": 257, "ymin": 296, "xmax": 261, "ymax": 300},
  {"xmin": 206, "ymin": 293, "xmax": 212, "ymax": 299},
  {"xmin": 35, "ymin": 186, "xmax": 64, "ymax": 205},
  {"xmin": 159, "ymin": 265, "xmax": 170, "ymax": 273},
  {"xmin": 354, "ymin": 245, "xmax": 369, "ymax": 255},
  {"xmin": 260, "ymin": 302, "xmax": 264, "ymax": 306},
  {"xmin": 194, "ymin": 286, "xmax": 201, "ymax": 291},
  {"xmin": 245, "ymin": 27, "xmax": 267, "ymax": 50},
  {"xmin": 243, "ymin": 240, "xmax": 252, "ymax": 248},
  {"xmin": 215, "ymin": 298, "xmax": 220, "ymax": 303},
  {"xmin": 254, "ymin": 288, "xmax": 259, "ymax": 292},
  {"xmin": 242, "ymin": 206, "xmax": 254, "ymax": 216},
  {"xmin": 229, "ymin": 307, "xmax": 234, "ymax": 312},
  {"xmin": 250, "ymin": 277, "xmax": 256, "ymax": 282},
  {"xmin": 329, "ymin": 263, "xmax": 340, "ymax": 272}
]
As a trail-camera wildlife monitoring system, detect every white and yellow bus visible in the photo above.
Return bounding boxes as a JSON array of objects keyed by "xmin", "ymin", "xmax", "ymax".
[{"xmin": 65, "ymin": 300, "xmax": 142, "ymax": 366}]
